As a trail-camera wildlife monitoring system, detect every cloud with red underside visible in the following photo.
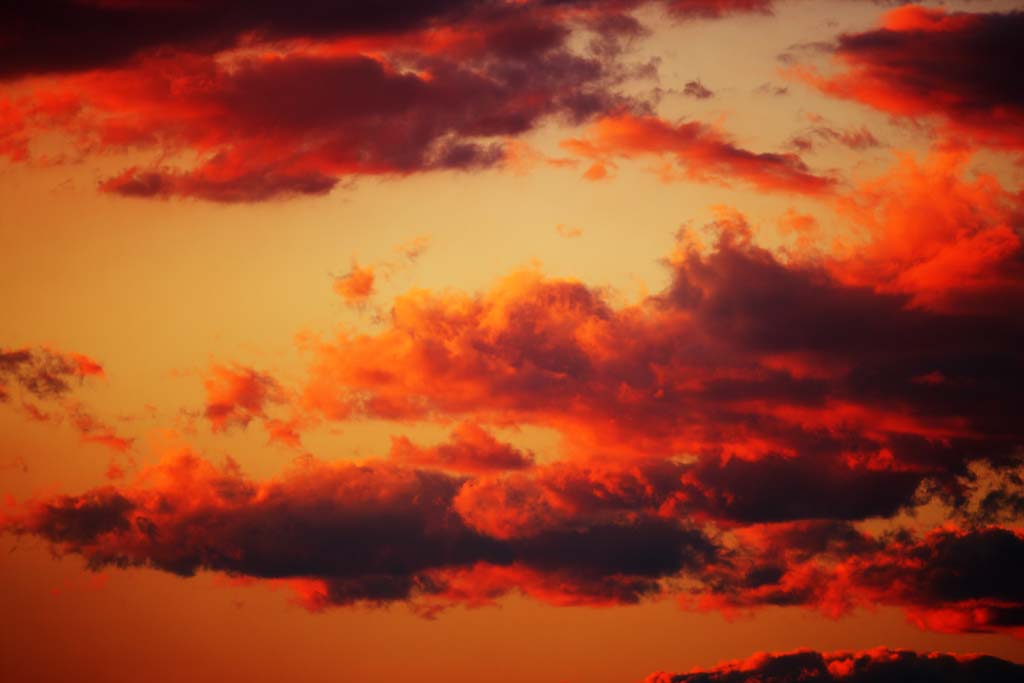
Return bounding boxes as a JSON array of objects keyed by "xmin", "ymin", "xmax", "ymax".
[
  {"xmin": 301, "ymin": 154, "xmax": 1024, "ymax": 484},
  {"xmin": 645, "ymin": 648, "xmax": 1024, "ymax": 682},
  {"xmin": 390, "ymin": 422, "xmax": 534, "ymax": 474},
  {"xmin": 803, "ymin": 5, "xmax": 1024, "ymax": 150},
  {"xmin": 0, "ymin": 1, "xmax": 798, "ymax": 201},
  {"xmin": 1, "ymin": 450, "xmax": 716, "ymax": 609}
]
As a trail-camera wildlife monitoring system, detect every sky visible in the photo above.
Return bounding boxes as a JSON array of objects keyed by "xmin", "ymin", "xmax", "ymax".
[{"xmin": 2, "ymin": 1, "xmax": 1024, "ymax": 681}]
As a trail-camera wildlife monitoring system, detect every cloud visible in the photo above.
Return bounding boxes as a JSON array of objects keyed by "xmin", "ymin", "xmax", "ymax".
[
  {"xmin": 0, "ymin": 0, "xmax": 799, "ymax": 201},
  {"xmin": 389, "ymin": 422, "xmax": 535, "ymax": 474},
  {"xmin": 698, "ymin": 524, "xmax": 1024, "ymax": 634},
  {"xmin": 803, "ymin": 6, "xmax": 1024, "ymax": 150},
  {"xmin": 556, "ymin": 223, "xmax": 584, "ymax": 238},
  {"xmin": 788, "ymin": 114, "xmax": 880, "ymax": 152},
  {"xmin": 645, "ymin": 648, "xmax": 1024, "ymax": 682},
  {"xmin": 66, "ymin": 401, "xmax": 135, "ymax": 453},
  {"xmin": 4, "ymin": 150, "xmax": 1024, "ymax": 629},
  {"xmin": 203, "ymin": 365, "xmax": 284, "ymax": 432},
  {"xmin": 333, "ymin": 262, "xmax": 376, "ymax": 306},
  {"xmin": 2, "ymin": 450, "xmax": 716, "ymax": 610},
  {"xmin": 0, "ymin": 346, "xmax": 133, "ymax": 454},
  {"xmin": 0, "ymin": 0, "xmax": 803, "ymax": 201},
  {"xmin": 561, "ymin": 114, "xmax": 835, "ymax": 194},
  {"xmin": 0, "ymin": 1, "xmax": 775, "ymax": 80},
  {"xmin": 682, "ymin": 80, "xmax": 714, "ymax": 99},
  {"xmin": 0, "ymin": 347, "xmax": 104, "ymax": 401},
  {"xmin": 301, "ymin": 156, "xmax": 1024, "ymax": 502}
]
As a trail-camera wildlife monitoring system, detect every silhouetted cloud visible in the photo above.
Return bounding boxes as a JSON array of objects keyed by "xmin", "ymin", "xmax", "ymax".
[
  {"xmin": 805, "ymin": 6, "xmax": 1024, "ymax": 150},
  {"xmin": 645, "ymin": 648, "xmax": 1024, "ymax": 683}
]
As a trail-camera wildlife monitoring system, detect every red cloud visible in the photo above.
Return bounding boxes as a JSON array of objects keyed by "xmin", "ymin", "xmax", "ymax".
[
  {"xmin": 803, "ymin": 6, "xmax": 1024, "ymax": 150},
  {"xmin": 2, "ymin": 450, "xmax": 715, "ymax": 610},
  {"xmin": 333, "ymin": 262, "xmax": 376, "ymax": 305},
  {"xmin": 645, "ymin": 648, "xmax": 1024, "ymax": 682},
  {"xmin": 562, "ymin": 114, "xmax": 835, "ymax": 194},
  {"xmin": 66, "ymin": 401, "xmax": 135, "ymax": 453},
  {"xmin": 0, "ymin": 347, "xmax": 104, "ymax": 400},
  {"xmin": 697, "ymin": 522, "xmax": 1024, "ymax": 635},
  {"xmin": 0, "ymin": 5, "xmax": 656, "ymax": 201},
  {"xmin": 829, "ymin": 151, "xmax": 1024, "ymax": 313},
  {"xmin": 0, "ymin": 1, "xmax": 798, "ymax": 201},
  {"xmin": 389, "ymin": 422, "xmax": 534, "ymax": 474},
  {"xmin": 203, "ymin": 364, "xmax": 283, "ymax": 432},
  {"xmin": 300, "ymin": 158, "xmax": 1024, "ymax": 483}
]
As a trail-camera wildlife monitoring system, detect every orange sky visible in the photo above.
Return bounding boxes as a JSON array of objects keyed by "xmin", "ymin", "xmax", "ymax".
[{"xmin": 2, "ymin": 2, "xmax": 1024, "ymax": 682}]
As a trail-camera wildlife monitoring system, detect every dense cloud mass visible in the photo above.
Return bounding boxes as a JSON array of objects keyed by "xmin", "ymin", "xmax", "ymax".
[
  {"xmin": 2, "ymin": 451, "xmax": 716, "ymax": 608},
  {"xmin": 809, "ymin": 5, "xmax": 1024, "ymax": 150},
  {"xmin": 0, "ymin": 0, "xmax": 775, "ymax": 80},
  {"xmin": 0, "ymin": 0, "xmax": 820, "ymax": 201},
  {"xmin": 645, "ymin": 648, "xmax": 1024, "ymax": 682}
]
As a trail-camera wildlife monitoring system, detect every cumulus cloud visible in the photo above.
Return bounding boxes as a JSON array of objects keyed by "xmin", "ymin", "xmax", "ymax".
[{"xmin": 2, "ymin": 450, "xmax": 716, "ymax": 610}]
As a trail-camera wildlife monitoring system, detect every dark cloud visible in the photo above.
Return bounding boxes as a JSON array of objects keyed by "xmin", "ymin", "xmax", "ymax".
[
  {"xmin": 0, "ymin": 0, "xmax": 781, "ymax": 82},
  {"xmin": 3, "ymin": 453, "xmax": 715, "ymax": 608},
  {"xmin": 0, "ymin": 347, "xmax": 103, "ymax": 400},
  {"xmin": 811, "ymin": 6, "xmax": 1024, "ymax": 149},
  {"xmin": 0, "ymin": 0, "xmax": 480, "ymax": 80},
  {"xmin": 683, "ymin": 79, "xmax": 714, "ymax": 99},
  {"xmin": 7, "ymin": 14, "xmax": 652, "ymax": 201},
  {"xmin": 648, "ymin": 649, "xmax": 1024, "ymax": 683}
]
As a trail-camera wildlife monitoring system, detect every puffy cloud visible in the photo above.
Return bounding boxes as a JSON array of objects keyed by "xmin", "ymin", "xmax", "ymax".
[
  {"xmin": 203, "ymin": 365, "xmax": 283, "ymax": 432},
  {"xmin": 300, "ymin": 156, "xmax": 1024, "ymax": 500},
  {"xmin": 2, "ymin": 450, "xmax": 715, "ymax": 609},
  {"xmin": 829, "ymin": 151, "xmax": 1024, "ymax": 314}
]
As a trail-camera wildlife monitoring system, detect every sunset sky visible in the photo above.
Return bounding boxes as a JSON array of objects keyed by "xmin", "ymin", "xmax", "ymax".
[{"xmin": 2, "ymin": 1, "xmax": 1024, "ymax": 682}]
